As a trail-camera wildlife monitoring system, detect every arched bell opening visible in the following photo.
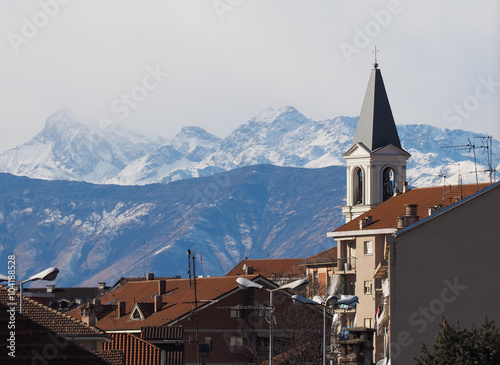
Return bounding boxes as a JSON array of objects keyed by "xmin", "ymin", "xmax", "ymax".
[
  {"xmin": 353, "ymin": 167, "xmax": 364, "ymax": 205},
  {"xmin": 382, "ymin": 167, "xmax": 396, "ymax": 201}
]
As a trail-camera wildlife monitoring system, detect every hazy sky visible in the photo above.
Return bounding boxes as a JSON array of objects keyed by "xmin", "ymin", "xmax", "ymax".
[{"xmin": 0, "ymin": 0, "xmax": 499, "ymax": 152}]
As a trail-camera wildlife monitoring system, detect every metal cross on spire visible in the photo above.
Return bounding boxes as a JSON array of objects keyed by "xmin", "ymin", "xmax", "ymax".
[{"xmin": 373, "ymin": 46, "xmax": 379, "ymax": 68}]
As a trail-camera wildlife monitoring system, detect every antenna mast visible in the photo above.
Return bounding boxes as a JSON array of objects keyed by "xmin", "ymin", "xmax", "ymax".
[
  {"xmin": 143, "ymin": 239, "xmax": 146, "ymax": 278},
  {"xmin": 474, "ymin": 134, "xmax": 496, "ymax": 184},
  {"xmin": 435, "ymin": 169, "xmax": 447, "ymax": 205},
  {"xmin": 441, "ymin": 135, "xmax": 492, "ymax": 191},
  {"xmin": 187, "ymin": 249, "xmax": 192, "ymax": 288}
]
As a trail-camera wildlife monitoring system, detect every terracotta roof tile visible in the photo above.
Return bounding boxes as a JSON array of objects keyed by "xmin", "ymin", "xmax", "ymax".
[
  {"xmin": 0, "ymin": 303, "xmax": 110, "ymax": 364},
  {"xmin": 0, "ymin": 285, "xmax": 108, "ymax": 338},
  {"xmin": 299, "ymin": 247, "xmax": 337, "ymax": 265},
  {"xmin": 103, "ymin": 333, "xmax": 168, "ymax": 365},
  {"xmin": 136, "ymin": 302, "xmax": 155, "ymax": 318},
  {"xmin": 141, "ymin": 326, "xmax": 183, "ymax": 341},
  {"xmin": 68, "ymin": 275, "xmax": 259, "ymax": 331},
  {"xmin": 226, "ymin": 259, "xmax": 305, "ymax": 278},
  {"xmin": 95, "ymin": 350, "xmax": 124, "ymax": 365},
  {"xmin": 334, "ymin": 183, "xmax": 491, "ymax": 233}
]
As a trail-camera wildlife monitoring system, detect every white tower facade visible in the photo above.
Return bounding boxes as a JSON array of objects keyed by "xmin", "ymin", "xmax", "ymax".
[{"xmin": 341, "ymin": 65, "xmax": 411, "ymax": 222}]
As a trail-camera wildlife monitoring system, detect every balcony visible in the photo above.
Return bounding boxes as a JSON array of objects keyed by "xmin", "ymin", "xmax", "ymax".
[
  {"xmin": 373, "ymin": 260, "xmax": 388, "ymax": 279},
  {"xmin": 334, "ymin": 257, "xmax": 357, "ymax": 274}
]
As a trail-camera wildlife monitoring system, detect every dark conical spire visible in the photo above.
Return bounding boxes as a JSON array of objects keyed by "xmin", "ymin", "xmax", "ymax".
[{"xmin": 352, "ymin": 67, "xmax": 401, "ymax": 151}]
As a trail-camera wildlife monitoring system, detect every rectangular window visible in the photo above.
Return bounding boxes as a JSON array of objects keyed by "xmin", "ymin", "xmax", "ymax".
[
  {"xmin": 364, "ymin": 318, "xmax": 373, "ymax": 328},
  {"xmin": 230, "ymin": 336, "xmax": 244, "ymax": 353},
  {"xmin": 258, "ymin": 305, "xmax": 268, "ymax": 319},
  {"xmin": 347, "ymin": 317, "xmax": 354, "ymax": 328},
  {"xmin": 364, "ymin": 241, "xmax": 373, "ymax": 255},
  {"xmin": 230, "ymin": 306, "xmax": 244, "ymax": 318},
  {"xmin": 327, "ymin": 269, "xmax": 332, "ymax": 291},
  {"xmin": 313, "ymin": 270, "xmax": 318, "ymax": 283},
  {"xmin": 205, "ymin": 337, "xmax": 213, "ymax": 352},
  {"xmin": 364, "ymin": 281, "xmax": 373, "ymax": 295}
]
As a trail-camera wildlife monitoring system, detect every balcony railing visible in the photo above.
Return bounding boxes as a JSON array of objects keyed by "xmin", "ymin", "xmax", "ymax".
[{"xmin": 334, "ymin": 257, "xmax": 357, "ymax": 273}]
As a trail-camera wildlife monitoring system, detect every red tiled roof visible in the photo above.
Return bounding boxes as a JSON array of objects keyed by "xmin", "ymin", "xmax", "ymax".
[
  {"xmin": 95, "ymin": 350, "xmax": 124, "ymax": 365},
  {"xmin": 0, "ymin": 285, "xmax": 107, "ymax": 338},
  {"xmin": 334, "ymin": 183, "xmax": 491, "ymax": 233},
  {"xmin": 141, "ymin": 326, "xmax": 183, "ymax": 341},
  {"xmin": 103, "ymin": 333, "xmax": 165, "ymax": 365},
  {"xmin": 0, "ymin": 303, "xmax": 110, "ymax": 365},
  {"xmin": 68, "ymin": 275, "xmax": 259, "ymax": 331},
  {"xmin": 226, "ymin": 258, "xmax": 305, "ymax": 278},
  {"xmin": 135, "ymin": 302, "xmax": 155, "ymax": 318},
  {"xmin": 298, "ymin": 247, "xmax": 337, "ymax": 265}
]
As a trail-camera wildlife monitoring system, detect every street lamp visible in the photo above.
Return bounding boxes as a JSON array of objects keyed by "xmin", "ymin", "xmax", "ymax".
[
  {"xmin": 292, "ymin": 294, "xmax": 359, "ymax": 365},
  {"xmin": 236, "ymin": 277, "xmax": 308, "ymax": 365},
  {"xmin": 0, "ymin": 267, "xmax": 59, "ymax": 314}
]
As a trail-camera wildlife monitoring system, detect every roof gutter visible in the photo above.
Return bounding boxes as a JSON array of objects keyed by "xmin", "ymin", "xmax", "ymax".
[{"xmin": 328, "ymin": 228, "xmax": 397, "ymax": 238}]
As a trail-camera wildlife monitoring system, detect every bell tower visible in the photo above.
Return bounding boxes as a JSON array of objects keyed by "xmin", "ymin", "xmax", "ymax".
[{"xmin": 341, "ymin": 62, "xmax": 411, "ymax": 222}]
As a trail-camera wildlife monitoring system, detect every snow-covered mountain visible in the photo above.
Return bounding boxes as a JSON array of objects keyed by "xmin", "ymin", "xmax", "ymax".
[
  {"xmin": 0, "ymin": 108, "xmax": 164, "ymax": 182},
  {"xmin": 109, "ymin": 126, "xmax": 223, "ymax": 185},
  {"xmin": 0, "ymin": 106, "xmax": 498, "ymax": 187}
]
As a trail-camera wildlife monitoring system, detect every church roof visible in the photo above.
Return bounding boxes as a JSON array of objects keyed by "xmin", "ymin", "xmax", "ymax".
[{"xmin": 352, "ymin": 67, "xmax": 402, "ymax": 151}]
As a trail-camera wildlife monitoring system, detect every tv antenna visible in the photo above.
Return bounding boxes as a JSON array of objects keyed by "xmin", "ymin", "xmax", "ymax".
[
  {"xmin": 435, "ymin": 168, "xmax": 447, "ymax": 205},
  {"xmin": 441, "ymin": 136, "xmax": 490, "ymax": 191},
  {"xmin": 455, "ymin": 163, "xmax": 463, "ymax": 200},
  {"xmin": 473, "ymin": 134, "xmax": 496, "ymax": 184}
]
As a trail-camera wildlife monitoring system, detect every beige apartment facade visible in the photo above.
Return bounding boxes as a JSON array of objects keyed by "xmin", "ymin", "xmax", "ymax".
[{"xmin": 387, "ymin": 181, "xmax": 500, "ymax": 364}]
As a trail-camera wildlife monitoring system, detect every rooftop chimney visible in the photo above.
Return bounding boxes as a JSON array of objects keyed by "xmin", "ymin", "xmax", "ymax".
[
  {"xmin": 98, "ymin": 282, "xmax": 106, "ymax": 290},
  {"xmin": 403, "ymin": 181, "xmax": 409, "ymax": 193},
  {"xmin": 154, "ymin": 294, "xmax": 163, "ymax": 313},
  {"xmin": 359, "ymin": 216, "xmax": 373, "ymax": 229},
  {"xmin": 397, "ymin": 204, "xmax": 419, "ymax": 229},
  {"xmin": 117, "ymin": 301, "xmax": 126, "ymax": 318},
  {"xmin": 46, "ymin": 284, "xmax": 55, "ymax": 293},
  {"xmin": 80, "ymin": 304, "xmax": 96, "ymax": 327},
  {"xmin": 147, "ymin": 273, "xmax": 155, "ymax": 280},
  {"xmin": 158, "ymin": 279, "xmax": 166, "ymax": 295},
  {"xmin": 405, "ymin": 204, "xmax": 418, "ymax": 217}
]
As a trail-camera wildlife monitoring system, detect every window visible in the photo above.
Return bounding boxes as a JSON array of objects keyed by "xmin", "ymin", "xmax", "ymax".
[
  {"xmin": 205, "ymin": 337, "xmax": 213, "ymax": 352},
  {"xmin": 258, "ymin": 305, "xmax": 268, "ymax": 319},
  {"xmin": 347, "ymin": 317, "xmax": 354, "ymax": 327},
  {"xmin": 230, "ymin": 336, "xmax": 244, "ymax": 353},
  {"xmin": 230, "ymin": 306, "xmax": 244, "ymax": 318},
  {"xmin": 364, "ymin": 241, "xmax": 373, "ymax": 255},
  {"xmin": 313, "ymin": 270, "xmax": 318, "ymax": 283},
  {"xmin": 364, "ymin": 281, "xmax": 373, "ymax": 295},
  {"xmin": 131, "ymin": 309, "xmax": 142, "ymax": 320},
  {"xmin": 364, "ymin": 318, "xmax": 373, "ymax": 328},
  {"xmin": 327, "ymin": 269, "xmax": 332, "ymax": 291}
]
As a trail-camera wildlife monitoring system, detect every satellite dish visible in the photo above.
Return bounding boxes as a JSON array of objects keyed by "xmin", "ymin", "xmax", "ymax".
[
  {"xmin": 242, "ymin": 264, "xmax": 247, "ymax": 271},
  {"xmin": 376, "ymin": 359, "xmax": 388, "ymax": 365}
]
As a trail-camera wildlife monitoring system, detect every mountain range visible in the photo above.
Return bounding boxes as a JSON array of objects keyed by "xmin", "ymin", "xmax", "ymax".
[
  {"xmin": 0, "ymin": 106, "xmax": 498, "ymax": 287},
  {"xmin": 1, "ymin": 106, "xmax": 497, "ymax": 187},
  {"xmin": 0, "ymin": 165, "xmax": 345, "ymax": 287}
]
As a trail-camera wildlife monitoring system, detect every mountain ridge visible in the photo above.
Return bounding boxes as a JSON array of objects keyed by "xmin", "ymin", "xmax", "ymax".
[
  {"xmin": 0, "ymin": 106, "xmax": 498, "ymax": 187},
  {"xmin": 0, "ymin": 165, "xmax": 345, "ymax": 287}
]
